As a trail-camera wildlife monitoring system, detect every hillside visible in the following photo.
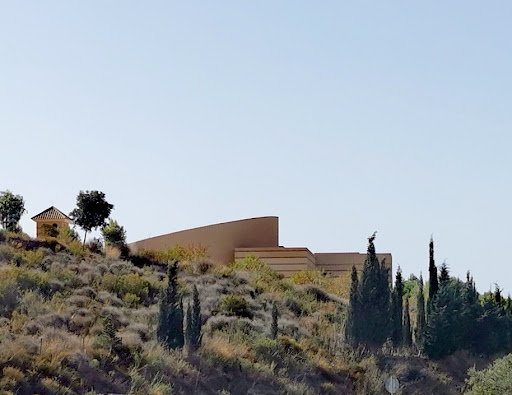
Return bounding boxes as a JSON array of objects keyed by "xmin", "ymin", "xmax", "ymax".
[{"xmin": 0, "ymin": 232, "xmax": 501, "ymax": 394}]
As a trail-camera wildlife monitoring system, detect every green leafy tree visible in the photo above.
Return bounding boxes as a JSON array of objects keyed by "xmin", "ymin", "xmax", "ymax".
[
  {"xmin": 356, "ymin": 232, "xmax": 392, "ymax": 346},
  {"xmin": 391, "ymin": 267, "xmax": 404, "ymax": 345},
  {"xmin": 157, "ymin": 261, "xmax": 184, "ymax": 349},
  {"xmin": 101, "ymin": 219, "xmax": 127, "ymax": 248},
  {"xmin": 415, "ymin": 274, "xmax": 426, "ymax": 347},
  {"xmin": 403, "ymin": 297, "xmax": 412, "ymax": 346},
  {"xmin": 0, "ymin": 191, "xmax": 26, "ymax": 232},
  {"xmin": 271, "ymin": 302, "xmax": 279, "ymax": 340},
  {"xmin": 69, "ymin": 190, "xmax": 113, "ymax": 244}
]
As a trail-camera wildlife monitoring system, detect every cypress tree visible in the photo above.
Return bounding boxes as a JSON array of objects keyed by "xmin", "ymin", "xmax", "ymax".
[
  {"xmin": 347, "ymin": 265, "xmax": 360, "ymax": 344},
  {"xmin": 461, "ymin": 272, "xmax": 482, "ymax": 352},
  {"xmin": 271, "ymin": 302, "xmax": 279, "ymax": 340},
  {"xmin": 185, "ymin": 303, "xmax": 193, "ymax": 350},
  {"xmin": 358, "ymin": 232, "xmax": 391, "ymax": 346},
  {"xmin": 157, "ymin": 261, "xmax": 184, "ymax": 349},
  {"xmin": 403, "ymin": 297, "xmax": 412, "ymax": 346},
  {"xmin": 391, "ymin": 267, "xmax": 404, "ymax": 345},
  {"xmin": 190, "ymin": 285, "xmax": 202, "ymax": 350},
  {"xmin": 415, "ymin": 274, "xmax": 426, "ymax": 347},
  {"xmin": 428, "ymin": 236, "xmax": 438, "ymax": 300},
  {"xmin": 494, "ymin": 285, "xmax": 503, "ymax": 308}
]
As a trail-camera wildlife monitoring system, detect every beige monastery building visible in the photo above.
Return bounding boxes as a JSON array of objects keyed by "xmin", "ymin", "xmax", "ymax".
[{"xmin": 129, "ymin": 217, "xmax": 392, "ymax": 278}]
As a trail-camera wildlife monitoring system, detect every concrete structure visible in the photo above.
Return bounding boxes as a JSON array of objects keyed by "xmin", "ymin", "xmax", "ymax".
[
  {"xmin": 129, "ymin": 216, "xmax": 392, "ymax": 277},
  {"xmin": 31, "ymin": 206, "xmax": 72, "ymax": 238}
]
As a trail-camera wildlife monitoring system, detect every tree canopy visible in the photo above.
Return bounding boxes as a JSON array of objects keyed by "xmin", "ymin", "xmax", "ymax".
[
  {"xmin": 69, "ymin": 190, "xmax": 113, "ymax": 244},
  {"xmin": 0, "ymin": 191, "xmax": 26, "ymax": 232},
  {"xmin": 101, "ymin": 219, "xmax": 127, "ymax": 248}
]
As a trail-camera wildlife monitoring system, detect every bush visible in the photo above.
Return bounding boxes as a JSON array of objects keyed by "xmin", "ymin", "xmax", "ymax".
[
  {"xmin": 0, "ymin": 277, "xmax": 20, "ymax": 317},
  {"xmin": 85, "ymin": 238, "xmax": 103, "ymax": 254},
  {"xmin": 101, "ymin": 220, "xmax": 127, "ymax": 249},
  {"xmin": 289, "ymin": 270, "xmax": 351, "ymax": 299},
  {"xmin": 101, "ymin": 273, "xmax": 150, "ymax": 303},
  {"xmin": 465, "ymin": 353, "xmax": 512, "ymax": 394},
  {"xmin": 219, "ymin": 295, "xmax": 253, "ymax": 319},
  {"xmin": 252, "ymin": 336, "xmax": 305, "ymax": 367}
]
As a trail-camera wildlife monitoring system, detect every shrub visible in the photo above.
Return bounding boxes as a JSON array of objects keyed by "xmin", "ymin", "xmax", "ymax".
[
  {"xmin": 219, "ymin": 294, "xmax": 253, "ymax": 319},
  {"xmin": 465, "ymin": 353, "xmax": 512, "ymax": 394},
  {"xmin": 252, "ymin": 336, "xmax": 305, "ymax": 367},
  {"xmin": 101, "ymin": 220, "xmax": 127, "ymax": 249},
  {"xmin": 101, "ymin": 273, "xmax": 149, "ymax": 303},
  {"xmin": 162, "ymin": 244, "xmax": 209, "ymax": 263},
  {"xmin": 0, "ymin": 277, "xmax": 20, "ymax": 317},
  {"xmin": 85, "ymin": 238, "xmax": 103, "ymax": 254},
  {"xmin": 289, "ymin": 270, "xmax": 351, "ymax": 299}
]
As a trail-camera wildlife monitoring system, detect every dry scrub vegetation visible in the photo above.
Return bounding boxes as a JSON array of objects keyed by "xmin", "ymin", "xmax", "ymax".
[{"xmin": 0, "ymin": 231, "xmax": 474, "ymax": 394}]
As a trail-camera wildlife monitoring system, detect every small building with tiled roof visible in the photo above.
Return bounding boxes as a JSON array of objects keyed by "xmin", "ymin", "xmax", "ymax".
[{"xmin": 31, "ymin": 206, "xmax": 72, "ymax": 238}]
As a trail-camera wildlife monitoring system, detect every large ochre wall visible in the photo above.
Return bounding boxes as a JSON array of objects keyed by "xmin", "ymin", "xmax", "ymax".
[{"xmin": 128, "ymin": 216, "xmax": 279, "ymax": 264}]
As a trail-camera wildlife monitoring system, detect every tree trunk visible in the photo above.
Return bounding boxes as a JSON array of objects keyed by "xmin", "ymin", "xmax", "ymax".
[{"xmin": 83, "ymin": 230, "xmax": 88, "ymax": 245}]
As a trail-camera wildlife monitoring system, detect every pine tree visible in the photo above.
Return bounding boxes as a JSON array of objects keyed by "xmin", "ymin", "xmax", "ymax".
[
  {"xmin": 403, "ymin": 297, "xmax": 412, "ymax": 346},
  {"xmin": 428, "ymin": 236, "xmax": 438, "ymax": 300},
  {"xmin": 346, "ymin": 265, "xmax": 360, "ymax": 344},
  {"xmin": 157, "ymin": 261, "xmax": 184, "ymax": 349},
  {"xmin": 391, "ymin": 267, "xmax": 404, "ymax": 345},
  {"xmin": 357, "ymin": 232, "xmax": 392, "ymax": 346},
  {"xmin": 271, "ymin": 302, "xmax": 279, "ymax": 340},
  {"xmin": 415, "ymin": 274, "xmax": 426, "ymax": 347},
  {"xmin": 439, "ymin": 261, "xmax": 450, "ymax": 287}
]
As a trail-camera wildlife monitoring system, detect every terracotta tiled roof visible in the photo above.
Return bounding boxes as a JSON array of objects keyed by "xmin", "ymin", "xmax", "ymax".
[{"xmin": 31, "ymin": 206, "xmax": 71, "ymax": 221}]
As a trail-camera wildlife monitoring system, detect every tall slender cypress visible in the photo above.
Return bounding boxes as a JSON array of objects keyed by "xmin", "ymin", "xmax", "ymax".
[
  {"xmin": 415, "ymin": 274, "xmax": 426, "ymax": 347},
  {"xmin": 391, "ymin": 267, "xmax": 404, "ymax": 345},
  {"xmin": 428, "ymin": 236, "xmax": 438, "ymax": 300},
  {"xmin": 403, "ymin": 297, "xmax": 412, "ymax": 346},
  {"xmin": 157, "ymin": 261, "xmax": 184, "ymax": 349},
  {"xmin": 347, "ymin": 265, "xmax": 360, "ymax": 344},
  {"xmin": 185, "ymin": 303, "xmax": 193, "ymax": 350},
  {"xmin": 271, "ymin": 302, "xmax": 279, "ymax": 340},
  {"xmin": 494, "ymin": 285, "xmax": 503, "ymax": 308},
  {"xmin": 190, "ymin": 285, "xmax": 202, "ymax": 349}
]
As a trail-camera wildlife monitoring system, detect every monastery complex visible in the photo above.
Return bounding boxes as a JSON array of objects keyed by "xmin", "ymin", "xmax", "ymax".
[{"xmin": 129, "ymin": 217, "xmax": 392, "ymax": 278}]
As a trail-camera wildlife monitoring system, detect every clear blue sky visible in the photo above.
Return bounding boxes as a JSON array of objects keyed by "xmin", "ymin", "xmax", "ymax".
[{"xmin": 1, "ymin": 2, "xmax": 511, "ymax": 294}]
